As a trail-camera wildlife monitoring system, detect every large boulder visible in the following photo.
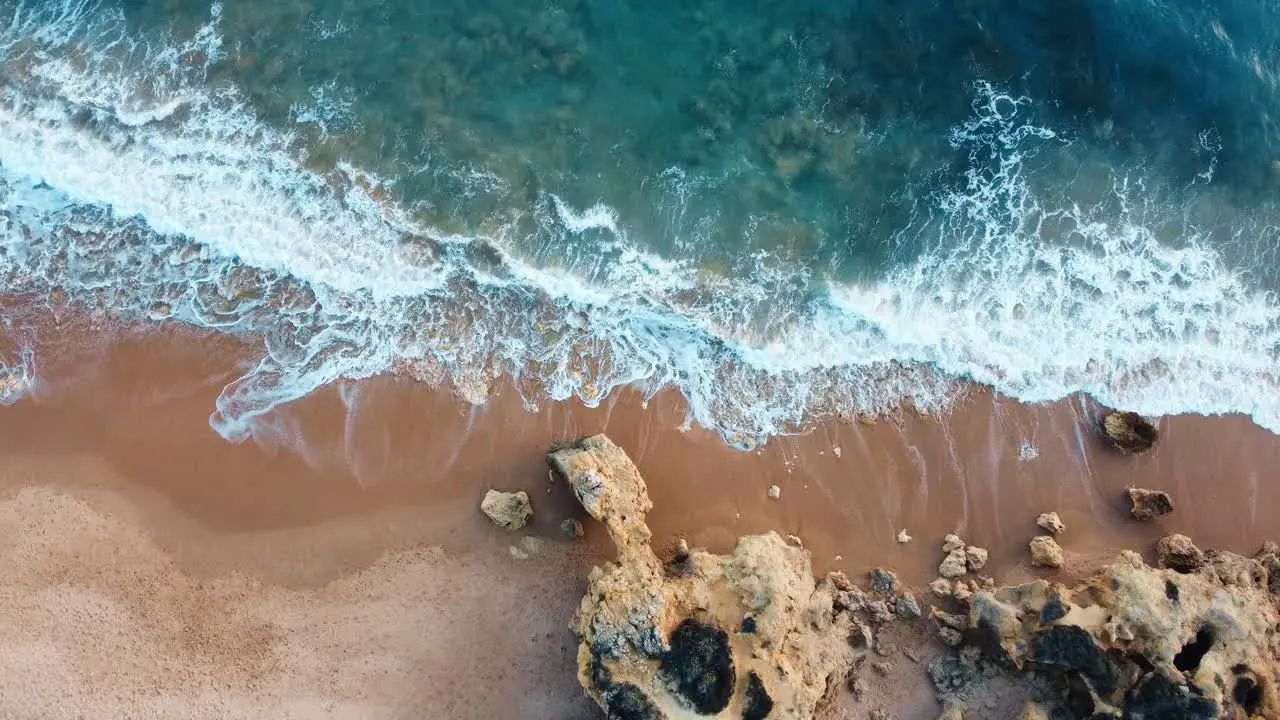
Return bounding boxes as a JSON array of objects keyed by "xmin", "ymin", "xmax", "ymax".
[
  {"xmin": 1102, "ymin": 411, "xmax": 1159, "ymax": 454},
  {"xmin": 554, "ymin": 435, "xmax": 866, "ymax": 720}
]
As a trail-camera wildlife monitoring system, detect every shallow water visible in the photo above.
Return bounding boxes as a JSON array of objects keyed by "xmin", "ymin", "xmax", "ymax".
[{"xmin": 2, "ymin": 0, "xmax": 1280, "ymax": 445}]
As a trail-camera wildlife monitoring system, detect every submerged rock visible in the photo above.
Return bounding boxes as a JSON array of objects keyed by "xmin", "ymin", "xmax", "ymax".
[
  {"xmin": 1036, "ymin": 512, "xmax": 1065, "ymax": 536},
  {"xmin": 1029, "ymin": 535, "xmax": 1064, "ymax": 568},
  {"xmin": 1102, "ymin": 411, "xmax": 1159, "ymax": 454},
  {"xmin": 554, "ymin": 435, "xmax": 863, "ymax": 719},
  {"xmin": 931, "ymin": 537, "xmax": 1280, "ymax": 719},
  {"xmin": 1129, "ymin": 487, "xmax": 1175, "ymax": 520},
  {"xmin": 560, "ymin": 518, "xmax": 585, "ymax": 538},
  {"xmin": 481, "ymin": 489, "xmax": 533, "ymax": 530}
]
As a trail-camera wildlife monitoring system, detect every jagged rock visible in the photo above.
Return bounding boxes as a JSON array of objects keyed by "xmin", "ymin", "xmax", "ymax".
[
  {"xmin": 870, "ymin": 568, "xmax": 898, "ymax": 596},
  {"xmin": 1206, "ymin": 549, "xmax": 1267, "ymax": 589},
  {"xmin": 560, "ymin": 518, "xmax": 585, "ymax": 538},
  {"xmin": 1128, "ymin": 487, "xmax": 1174, "ymax": 520},
  {"xmin": 940, "ymin": 549, "xmax": 968, "ymax": 579},
  {"xmin": 1036, "ymin": 512, "xmax": 1065, "ymax": 535},
  {"xmin": 952, "ymin": 582, "xmax": 973, "ymax": 602},
  {"xmin": 930, "ymin": 578, "xmax": 953, "ymax": 598},
  {"xmin": 943, "ymin": 533, "xmax": 966, "ymax": 553},
  {"xmin": 896, "ymin": 593, "xmax": 921, "ymax": 619},
  {"xmin": 554, "ymin": 435, "xmax": 863, "ymax": 719},
  {"xmin": 767, "ymin": 484, "xmax": 781, "ymax": 499},
  {"xmin": 1156, "ymin": 533, "xmax": 1205, "ymax": 573},
  {"xmin": 481, "ymin": 489, "xmax": 533, "ymax": 530},
  {"xmin": 1030, "ymin": 535, "xmax": 1064, "ymax": 568},
  {"xmin": 937, "ymin": 700, "xmax": 966, "ymax": 720},
  {"xmin": 1256, "ymin": 541, "xmax": 1280, "ymax": 595},
  {"xmin": 1102, "ymin": 411, "xmax": 1159, "ymax": 454},
  {"xmin": 935, "ymin": 543, "xmax": 1280, "ymax": 719},
  {"xmin": 897, "ymin": 529, "xmax": 912, "ymax": 544},
  {"xmin": 965, "ymin": 546, "xmax": 988, "ymax": 572}
]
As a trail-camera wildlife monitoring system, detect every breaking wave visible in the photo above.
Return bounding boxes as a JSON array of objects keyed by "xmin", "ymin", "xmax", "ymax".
[{"xmin": 2, "ymin": 1, "xmax": 1278, "ymax": 448}]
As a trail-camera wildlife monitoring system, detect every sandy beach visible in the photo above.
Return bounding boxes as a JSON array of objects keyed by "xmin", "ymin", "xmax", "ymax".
[{"xmin": 3, "ymin": 317, "xmax": 1280, "ymax": 718}]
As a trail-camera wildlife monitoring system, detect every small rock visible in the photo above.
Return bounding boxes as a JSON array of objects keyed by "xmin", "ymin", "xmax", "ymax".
[
  {"xmin": 870, "ymin": 568, "xmax": 898, "ymax": 596},
  {"xmin": 952, "ymin": 582, "xmax": 973, "ymax": 602},
  {"xmin": 674, "ymin": 538, "xmax": 691, "ymax": 562},
  {"xmin": 481, "ymin": 489, "xmax": 533, "ymax": 530},
  {"xmin": 559, "ymin": 518, "xmax": 584, "ymax": 538},
  {"xmin": 767, "ymin": 484, "xmax": 781, "ymax": 499},
  {"xmin": 867, "ymin": 600, "xmax": 894, "ymax": 624},
  {"xmin": 942, "ymin": 533, "xmax": 965, "ymax": 553},
  {"xmin": 897, "ymin": 529, "xmax": 912, "ymax": 544},
  {"xmin": 1030, "ymin": 535, "xmax": 1064, "ymax": 568},
  {"xmin": 939, "ymin": 549, "xmax": 968, "ymax": 579},
  {"xmin": 1102, "ymin": 411, "xmax": 1158, "ymax": 454},
  {"xmin": 871, "ymin": 661, "xmax": 892, "ymax": 676},
  {"xmin": 785, "ymin": 534, "xmax": 804, "ymax": 547},
  {"xmin": 1156, "ymin": 533, "xmax": 1205, "ymax": 572},
  {"xmin": 509, "ymin": 535, "xmax": 543, "ymax": 560},
  {"xmin": 829, "ymin": 570, "xmax": 855, "ymax": 591},
  {"xmin": 848, "ymin": 676, "xmax": 866, "ymax": 699},
  {"xmin": 965, "ymin": 546, "xmax": 989, "ymax": 571},
  {"xmin": 1128, "ymin": 487, "xmax": 1174, "ymax": 520},
  {"xmin": 896, "ymin": 593, "xmax": 921, "ymax": 619},
  {"xmin": 929, "ymin": 578, "xmax": 953, "ymax": 598},
  {"xmin": 938, "ymin": 701, "xmax": 966, "ymax": 720},
  {"xmin": 1036, "ymin": 512, "xmax": 1066, "ymax": 535}
]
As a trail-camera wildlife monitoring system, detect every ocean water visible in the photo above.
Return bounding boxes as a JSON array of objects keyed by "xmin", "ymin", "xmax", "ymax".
[{"xmin": 2, "ymin": 0, "xmax": 1280, "ymax": 448}]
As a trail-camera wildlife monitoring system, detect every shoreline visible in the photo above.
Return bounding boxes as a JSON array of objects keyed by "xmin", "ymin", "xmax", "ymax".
[{"xmin": 2, "ymin": 318, "xmax": 1280, "ymax": 717}]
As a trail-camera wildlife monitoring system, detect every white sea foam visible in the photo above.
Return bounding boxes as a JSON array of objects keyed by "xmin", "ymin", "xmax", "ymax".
[{"xmin": 1, "ymin": 3, "xmax": 1279, "ymax": 448}]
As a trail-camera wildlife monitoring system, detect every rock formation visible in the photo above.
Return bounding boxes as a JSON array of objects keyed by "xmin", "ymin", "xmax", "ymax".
[
  {"xmin": 930, "ymin": 541, "xmax": 1280, "ymax": 719},
  {"xmin": 1129, "ymin": 487, "xmax": 1175, "ymax": 520},
  {"xmin": 1101, "ymin": 411, "xmax": 1159, "ymax": 454},
  {"xmin": 480, "ymin": 489, "xmax": 533, "ymax": 530},
  {"xmin": 554, "ymin": 435, "xmax": 888, "ymax": 720}
]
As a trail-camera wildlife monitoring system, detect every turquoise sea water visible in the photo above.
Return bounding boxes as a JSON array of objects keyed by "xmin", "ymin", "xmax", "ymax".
[{"xmin": 3, "ymin": 0, "xmax": 1280, "ymax": 446}]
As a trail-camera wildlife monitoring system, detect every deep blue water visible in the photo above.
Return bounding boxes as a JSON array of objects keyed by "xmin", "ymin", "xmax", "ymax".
[{"xmin": 2, "ymin": 0, "xmax": 1280, "ymax": 445}]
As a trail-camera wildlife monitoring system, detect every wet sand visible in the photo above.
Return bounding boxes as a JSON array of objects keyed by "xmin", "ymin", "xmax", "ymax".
[{"xmin": 2, "ymin": 317, "xmax": 1280, "ymax": 718}]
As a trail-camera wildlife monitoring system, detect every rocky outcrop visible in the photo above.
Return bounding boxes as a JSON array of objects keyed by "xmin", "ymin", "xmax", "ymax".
[
  {"xmin": 930, "ymin": 541, "xmax": 1280, "ymax": 720},
  {"xmin": 1129, "ymin": 487, "xmax": 1175, "ymax": 520},
  {"xmin": 555, "ymin": 435, "xmax": 879, "ymax": 720},
  {"xmin": 480, "ymin": 489, "xmax": 533, "ymax": 530},
  {"xmin": 1102, "ymin": 411, "xmax": 1159, "ymax": 454}
]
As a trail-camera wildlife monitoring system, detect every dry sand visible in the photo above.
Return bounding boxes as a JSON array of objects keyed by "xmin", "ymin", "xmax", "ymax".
[{"xmin": 2, "ymin": 317, "xmax": 1280, "ymax": 718}]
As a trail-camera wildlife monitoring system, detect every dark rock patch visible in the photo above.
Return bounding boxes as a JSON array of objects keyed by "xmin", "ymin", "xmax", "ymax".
[
  {"xmin": 1124, "ymin": 671, "xmax": 1218, "ymax": 720},
  {"xmin": 742, "ymin": 671, "xmax": 774, "ymax": 720},
  {"xmin": 1173, "ymin": 625, "xmax": 1216, "ymax": 674},
  {"xmin": 660, "ymin": 619, "xmax": 735, "ymax": 714},
  {"xmin": 604, "ymin": 683, "xmax": 665, "ymax": 720},
  {"xmin": 1033, "ymin": 625, "xmax": 1124, "ymax": 697}
]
